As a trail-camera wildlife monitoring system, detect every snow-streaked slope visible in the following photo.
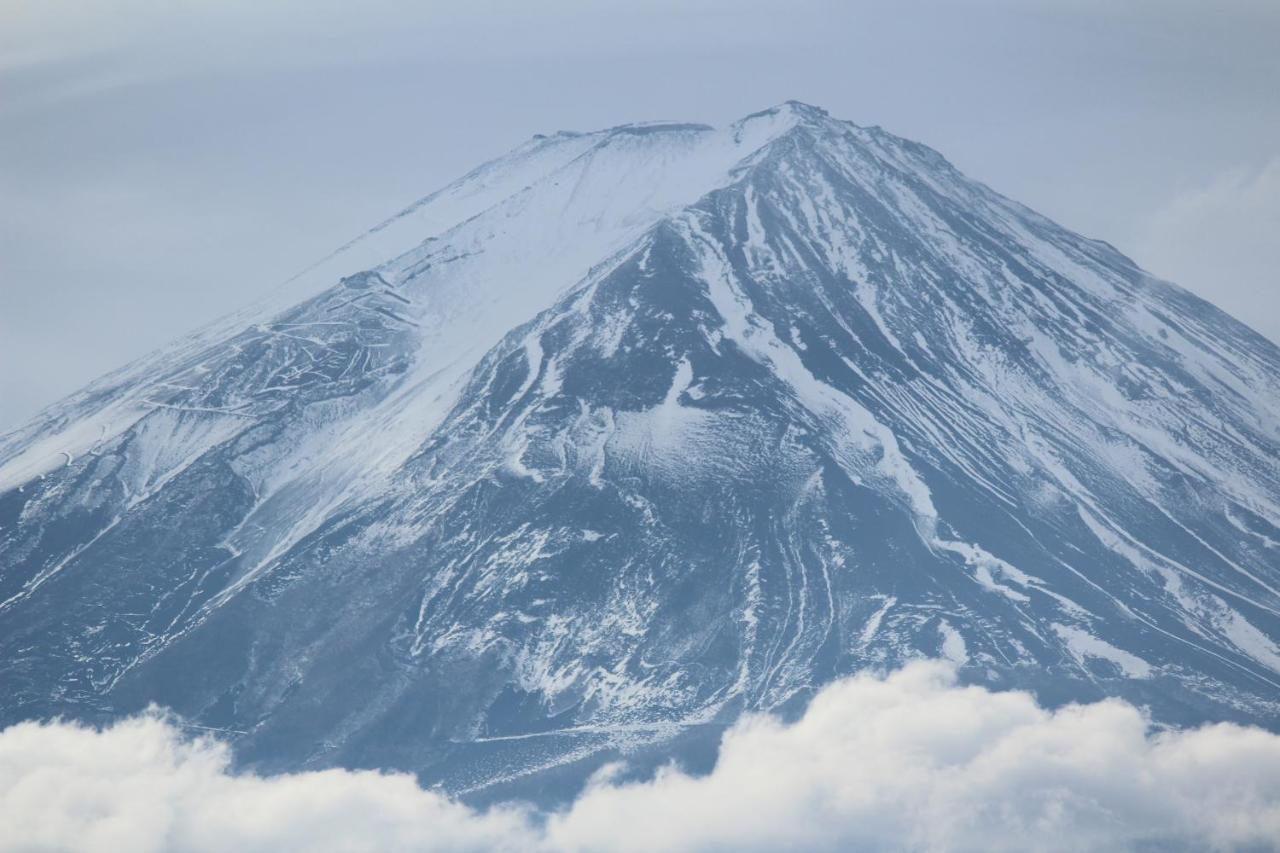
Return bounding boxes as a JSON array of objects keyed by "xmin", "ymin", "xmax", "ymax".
[
  {"xmin": 2, "ymin": 102, "xmax": 1278, "ymax": 802},
  {"xmin": 0, "ymin": 109, "xmax": 808, "ymax": 502}
]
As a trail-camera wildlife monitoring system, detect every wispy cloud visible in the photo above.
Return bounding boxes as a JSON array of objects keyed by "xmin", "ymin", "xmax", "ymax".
[
  {"xmin": 4, "ymin": 662, "xmax": 1278, "ymax": 852},
  {"xmin": 1136, "ymin": 156, "xmax": 1280, "ymax": 344}
]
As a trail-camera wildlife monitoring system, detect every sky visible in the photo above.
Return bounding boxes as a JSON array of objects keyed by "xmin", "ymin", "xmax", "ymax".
[{"xmin": 2, "ymin": 0, "xmax": 1278, "ymax": 430}]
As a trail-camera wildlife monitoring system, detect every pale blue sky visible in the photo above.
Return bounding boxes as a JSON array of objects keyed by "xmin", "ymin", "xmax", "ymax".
[{"xmin": 3, "ymin": 0, "xmax": 1278, "ymax": 428}]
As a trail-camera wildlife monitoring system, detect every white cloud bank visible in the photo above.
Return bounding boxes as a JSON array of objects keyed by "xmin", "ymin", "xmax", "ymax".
[{"xmin": 3, "ymin": 662, "xmax": 1280, "ymax": 852}]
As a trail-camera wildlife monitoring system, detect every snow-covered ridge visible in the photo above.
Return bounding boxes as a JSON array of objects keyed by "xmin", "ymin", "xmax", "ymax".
[{"xmin": 0, "ymin": 102, "xmax": 827, "ymax": 493}]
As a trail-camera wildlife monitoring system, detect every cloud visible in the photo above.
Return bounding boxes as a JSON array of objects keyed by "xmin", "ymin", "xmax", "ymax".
[
  {"xmin": 3, "ymin": 663, "xmax": 1280, "ymax": 852},
  {"xmin": 0, "ymin": 712, "xmax": 533, "ymax": 853},
  {"xmin": 549, "ymin": 663, "xmax": 1280, "ymax": 852},
  {"xmin": 1135, "ymin": 156, "xmax": 1280, "ymax": 345}
]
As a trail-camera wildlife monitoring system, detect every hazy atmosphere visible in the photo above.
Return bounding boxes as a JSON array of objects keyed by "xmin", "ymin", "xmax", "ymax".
[
  {"xmin": 2, "ymin": 0, "xmax": 1278, "ymax": 430},
  {"xmin": 5, "ymin": 5, "xmax": 1280, "ymax": 851}
]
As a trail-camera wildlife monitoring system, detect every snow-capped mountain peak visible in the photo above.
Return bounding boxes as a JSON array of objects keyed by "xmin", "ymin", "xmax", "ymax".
[{"xmin": 2, "ymin": 103, "xmax": 1278, "ymax": 801}]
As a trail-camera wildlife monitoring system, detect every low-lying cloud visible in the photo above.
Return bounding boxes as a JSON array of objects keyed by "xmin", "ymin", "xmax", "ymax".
[{"xmin": 3, "ymin": 662, "xmax": 1279, "ymax": 852}]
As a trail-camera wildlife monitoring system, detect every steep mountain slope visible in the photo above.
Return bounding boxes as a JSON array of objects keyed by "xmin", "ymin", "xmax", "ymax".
[{"xmin": 2, "ymin": 102, "xmax": 1278, "ymax": 799}]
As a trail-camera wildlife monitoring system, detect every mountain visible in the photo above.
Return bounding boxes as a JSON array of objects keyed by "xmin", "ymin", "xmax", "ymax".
[{"xmin": 3, "ymin": 101, "xmax": 1279, "ymax": 802}]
